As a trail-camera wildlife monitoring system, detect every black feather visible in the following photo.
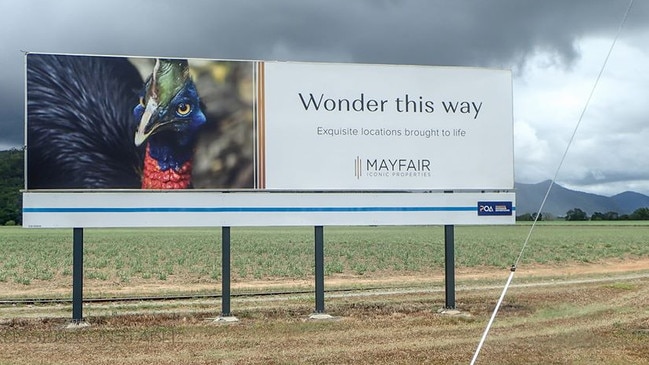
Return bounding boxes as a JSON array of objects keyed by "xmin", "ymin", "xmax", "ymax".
[{"xmin": 27, "ymin": 54, "xmax": 145, "ymax": 189}]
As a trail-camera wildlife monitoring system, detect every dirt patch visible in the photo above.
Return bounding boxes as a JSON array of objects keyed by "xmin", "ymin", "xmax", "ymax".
[
  {"xmin": 1, "ymin": 257, "xmax": 648, "ymax": 299},
  {"xmin": 1, "ymin": 274, "xmax": 649, "ymax": 365}
]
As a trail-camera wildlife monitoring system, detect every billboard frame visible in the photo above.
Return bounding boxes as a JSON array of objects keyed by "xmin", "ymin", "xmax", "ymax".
[
  {"xmin": 22, "ymin": 52, "xmax": 516, "ymax": 324},
  {"xmin": 23, "ymin": 190, "xmax": 516, "ymax": 228},
  {"xmin": 24, "ymin": 53, "xmax": 515, "ymax": 228}
]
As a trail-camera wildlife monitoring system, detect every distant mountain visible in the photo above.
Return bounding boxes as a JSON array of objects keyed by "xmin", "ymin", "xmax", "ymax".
[
  {"xmin": 515, "ymin": 180, "xmax": 649, "ymax": 217},
  {"xmin": 610, "ymin": 191, "xmax": 649, "ymax": 213}
]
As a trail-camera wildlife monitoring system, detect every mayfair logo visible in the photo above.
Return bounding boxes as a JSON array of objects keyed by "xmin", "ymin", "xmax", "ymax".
[{"xmin": 355, "ymin": 156, "xmax": 432, "ymax": 179}]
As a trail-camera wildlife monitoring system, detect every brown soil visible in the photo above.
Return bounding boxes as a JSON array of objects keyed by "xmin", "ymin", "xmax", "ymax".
[{"xmin": 1, "ymin": 258, "xmax": 648, "ymax": 364}]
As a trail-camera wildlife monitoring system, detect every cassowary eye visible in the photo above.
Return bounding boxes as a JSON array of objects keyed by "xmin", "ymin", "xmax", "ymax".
[{"xmin": 176, "ymin": 103, "xmax": 191, "ymax": 116}]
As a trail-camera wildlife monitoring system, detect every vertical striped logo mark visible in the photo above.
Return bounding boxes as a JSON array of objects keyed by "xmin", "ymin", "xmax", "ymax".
[{"xmin": 355, "ymin": 156, "xmax": 362, "ymax": 179}]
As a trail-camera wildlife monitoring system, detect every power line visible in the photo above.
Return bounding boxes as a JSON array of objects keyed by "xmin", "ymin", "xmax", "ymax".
[{"xmin": 469, "ymin": 1, "xmax": 636, "ymax": 363}]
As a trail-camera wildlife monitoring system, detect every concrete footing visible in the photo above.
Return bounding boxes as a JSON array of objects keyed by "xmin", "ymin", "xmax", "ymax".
[
  {"xmin": 308, "ymin": 313, "xmax": 334, "ymax": 320},
  {"xmin": 64, "ymin": 320, "xmax": 90, "ymax": 329},
  {"xmin": 214, "ymin": 316, "xmax": 240, "ymax": 323},
  {"xmin": 437, "ymin": 308, "xmax": 471, "ymax": 317}
]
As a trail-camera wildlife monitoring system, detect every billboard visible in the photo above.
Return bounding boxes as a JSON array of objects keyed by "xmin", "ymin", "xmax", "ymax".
[
  {"xmin": 262, "ymin": 62, "xmax": 513, "ymax": 190},
  {"xmin": 24, "ymin": 53, "xmax": 514, "ymax": 227}
]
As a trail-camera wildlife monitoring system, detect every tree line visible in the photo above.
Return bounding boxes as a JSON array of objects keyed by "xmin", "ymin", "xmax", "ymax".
[
  {"xmin": 517, "ymin": 207, "xmax": 649, "ymax": 221},
  {"xmin": 0, "ymin": 149, "xmax": 23, "ymax": 225}
]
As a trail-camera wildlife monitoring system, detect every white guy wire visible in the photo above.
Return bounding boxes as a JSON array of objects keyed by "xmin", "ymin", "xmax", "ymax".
[{"xmin": 469, "ymin": 1, "xmax": 635, "ymax": 364}]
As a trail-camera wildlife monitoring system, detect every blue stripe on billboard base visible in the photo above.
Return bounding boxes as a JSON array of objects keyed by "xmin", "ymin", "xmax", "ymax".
[{"xmin": 24, "ymin": 206, "xmax": 484, "ymax": 213}]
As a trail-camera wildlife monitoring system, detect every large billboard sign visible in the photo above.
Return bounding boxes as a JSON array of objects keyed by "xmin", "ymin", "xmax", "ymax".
[
  {"xmin": 23, "ymin": 53, "xmax": 514, "ymax": 227},
  {"xmin": 262, "ymin": 62, "xmax": 512, "ymax": 190}
]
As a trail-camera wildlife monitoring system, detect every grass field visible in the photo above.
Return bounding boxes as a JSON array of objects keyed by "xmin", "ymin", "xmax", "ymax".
[
  {"xmin": 1, "ymin": 223, "xmax": 649, "ymax": 296},
  {"xmin": 1, "ymin": 223, "xmax": 649, "ymax": 364}
]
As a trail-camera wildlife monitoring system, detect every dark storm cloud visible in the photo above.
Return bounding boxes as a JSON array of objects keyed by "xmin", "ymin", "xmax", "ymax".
[
  {"xmin": 185, "ymin": 0, "xmax": 645, "ymax": 67},
  {"xmin": 0, "ymin": 0, "xmax": 646, "ymax": 148}
]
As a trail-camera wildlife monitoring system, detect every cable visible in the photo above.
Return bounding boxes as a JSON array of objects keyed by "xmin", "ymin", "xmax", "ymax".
[
  {"xmin": 0, "ymin": 286, "xmax": 391, "ymax": 306},
  {"xmin": 469, "ymin": 1, "xmax": 635, "ymax": 364}
]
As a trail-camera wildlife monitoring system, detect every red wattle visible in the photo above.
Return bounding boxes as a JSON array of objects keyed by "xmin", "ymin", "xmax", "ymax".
[{"xmin": 141, "ymin": 145, "xmax": 192, "ymax": 189}]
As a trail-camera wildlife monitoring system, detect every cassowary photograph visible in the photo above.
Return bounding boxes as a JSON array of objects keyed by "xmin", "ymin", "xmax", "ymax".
[{"xmin": 26, "ymin": 53, "xmax": 255, "ymax": 190}]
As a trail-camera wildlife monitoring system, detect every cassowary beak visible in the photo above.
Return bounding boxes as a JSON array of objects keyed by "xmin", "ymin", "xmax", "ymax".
[{"xmin": 134, "ymin": 98, "xmax": 158, "ymax": 147}]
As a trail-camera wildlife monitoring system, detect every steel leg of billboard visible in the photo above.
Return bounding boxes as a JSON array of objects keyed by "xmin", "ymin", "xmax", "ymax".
[
  {"xmin": 314, "ymin": 226, "xmax": 325, "ymax": 313},
  {"xmin": 67, "ymin": 228, "xmax": 89, "ymax": 328},
  {"xmin": 221, "ymin": 227, "xmax": 231, "ymax": 316},
  {"xmin": 310, "ymin": 226, "xmax": 332, "ymax": 319},
  {"xmin": 444, "ymin": 225, "xmax": 456, "ymax": 309},
  {"xmin": 217, "ymin": 226, "xmax": 238, "ymax": 322}
]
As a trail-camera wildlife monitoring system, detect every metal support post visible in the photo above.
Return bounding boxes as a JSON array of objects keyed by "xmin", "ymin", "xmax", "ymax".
[
  {"xmin": 314, "ymin": 226, "xmax": 325, "ymax": 313},
  {"xmin": 444, "ymin": 224, "xmax": 456, "ymax": 309},
  {"xmin": 221, "ymin": 226, "xmax": 231, "ymax": 317},
  {"xmin": 72, "ymin": 227, "xmax": 84, "ymax": 323}
]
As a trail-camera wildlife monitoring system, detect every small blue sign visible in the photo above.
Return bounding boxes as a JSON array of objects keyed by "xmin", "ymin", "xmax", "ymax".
[{"xmin": 478, "ymin": 201, "xmax": 513, "ymax": 216}]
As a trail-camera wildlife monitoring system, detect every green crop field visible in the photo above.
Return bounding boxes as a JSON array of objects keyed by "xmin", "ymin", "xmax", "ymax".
[{"xmin": 1, "ymin": 223, "xmax": 648, "ymax": 296}]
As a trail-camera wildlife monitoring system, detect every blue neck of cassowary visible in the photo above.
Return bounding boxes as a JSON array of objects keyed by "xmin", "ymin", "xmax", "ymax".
[{"xmin": 146, "ymin": 132, "xmax": 196, "ymax": 172}]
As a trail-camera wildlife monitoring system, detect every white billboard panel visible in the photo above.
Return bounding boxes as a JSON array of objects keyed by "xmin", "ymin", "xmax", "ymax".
[
  {"xmin": 262, "ymin": 62, "xmax": 513, "ymax": 190},
  {"xmin": 23, "ymin": 191, "xmax": 515, "ymax": 228}
]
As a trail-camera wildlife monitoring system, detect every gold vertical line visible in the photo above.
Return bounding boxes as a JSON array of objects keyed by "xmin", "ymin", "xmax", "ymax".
[
  {"xmin": 257, "ymin": 62, "xmax": 266, "ymax": 189},
  {"xmin": 251, "ymin": 61, "xmax": 258, "ymax": 189}
]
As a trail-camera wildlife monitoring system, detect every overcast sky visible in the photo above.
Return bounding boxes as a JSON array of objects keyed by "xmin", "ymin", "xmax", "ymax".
[{"xmin": 1, "ymin": 0, "xmax": 647, "ymax": 196}]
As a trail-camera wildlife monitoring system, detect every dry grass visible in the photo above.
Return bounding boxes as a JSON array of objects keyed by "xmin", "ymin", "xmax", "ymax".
[{"xmin": 1, "ymin": 267, "xmax": 648, "ymax": 365}]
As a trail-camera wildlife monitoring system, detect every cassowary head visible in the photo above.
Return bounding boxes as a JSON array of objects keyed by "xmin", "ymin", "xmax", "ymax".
[{"xmin": 133, "ymin": 59, "xmax": 206, "ymax": 189}]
